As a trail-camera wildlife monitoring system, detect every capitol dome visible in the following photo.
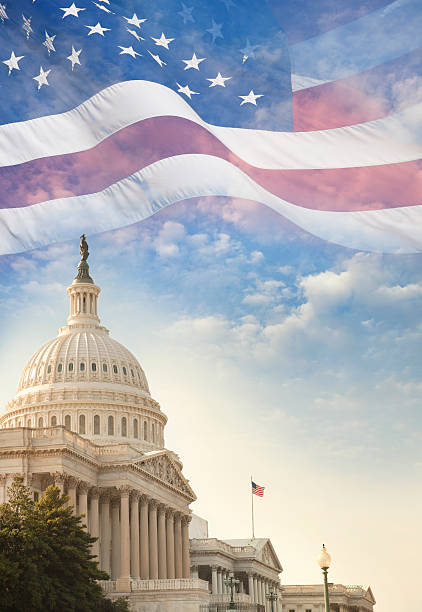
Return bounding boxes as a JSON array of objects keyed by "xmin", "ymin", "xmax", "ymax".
[{"xmin": 0, "ymin": 237, "xmax": 167, "ymax": 448}]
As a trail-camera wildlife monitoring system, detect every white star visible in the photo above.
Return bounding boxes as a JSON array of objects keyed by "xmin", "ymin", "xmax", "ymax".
[
  {"xmin": 176, "ymin": 82, "xmax": 199, "ymax": 99},
  {"xmin": 0, "ymin": 3, "xmax": 9, "ymax": 22},
  {"xmin": 206, "ymin": 19, "xmax": 223, "ymax": 43},
  {"xmin": 147, "ymin": 50, "xmax": 166, "ymax": 67},
  {"xmin": 123, "ymin": 13, "xmax": 146, "ymax": 28},
  {"xmin": 182, "ymin": 52, "xmax": 206, "ymax": 71},
  {"xmin": 151, "ymin": 32, "xmax": 174, "ymax": 50},
  {"xmin": 92, "ymin": 1, "xmax": 114, "ymax": 14},
  {"xmin": 118, "ymin": 45, "xmax": 141, "ymax": 58},
  {"xmin": 240, "ymin": 39, "xmax": 259, "ymax": 62},
  {"xmin": 67, "ymin": 45, "xmax": 82, "ymax": 70},
  {"xmin": 43, "ymin": 31, "xmax": 56, "ymax": 55},
  {"xmin": 239, "ymin": 90, "xmax": 263, "ymax": 106},
  {"xmin": 178, "ymin": 3, "xmax": 194, "ymax": 24},
  {"xmin": 207, "ymin": 72, "xmax": 231, "ymax": 88},
  {"xmin": 33, "ymin": 66, "xmax": 51, "ymax": 90},
  {"xmin": 127, "ymin": 28, "xmax": 144, "ymax": 42},
  {"xmin": 22, "ymin": 14, "xmax": 33, "ymax": 39},
  {"xmin": 85, "ymin": 22, "xmax": 110, "ymax": 36},
  {"xmin": 2, "ymin": 51, "xmax": 24, "ymax": 75},
  {"xmin": 60, "ymin": 3, "xmax": 85, "ymax": 18}
]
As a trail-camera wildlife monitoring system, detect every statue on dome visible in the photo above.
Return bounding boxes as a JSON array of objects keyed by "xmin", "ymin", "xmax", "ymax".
[{"xmin": 80, "ymin": 234, "xmax": 89, "ymax": 261}]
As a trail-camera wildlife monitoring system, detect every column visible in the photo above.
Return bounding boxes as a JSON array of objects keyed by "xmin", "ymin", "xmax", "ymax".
[
  {"xmin": 212, "ymin": 565, "xmax": 218, "ymax": 594},
  {"xmin": 149, "ymin": 500, "xmax": 159, "ymax": 579},
  {"xmin": 253, "ymin": 576, "xmax": 258, "ymax": 603},
  {"xmin": 166, "ymin": 509, "xmax": 175, "ymax": 579},
  {"xmin": 140, "ymin": 495, "xmax": 150, "ymax": 579},
  {"xmin": 117, "ymin": 486, "xmax": 131, "ymax": 591},
  {"xmin": 157, "ymin": 504, "xmax": 167, "ymax": 579},
  {"xmin": 217, "ymin": 568, "xmax": 223, "ymax": 594},
  {"xmin": 130, "ymin": 492, "xmax": 140, "ymax": 579},
  {"xmin": 100, "ymin": 491, "xmax": 111, "ymax": 574},
  {"xmin": 191, "ymin": 565, "xmax": 199, "ymax": 579},
  {"xmin": 248, "ymin": 573, "xmax": 254, "ymax": 600},
  {"xmin": 78, "ymin": 482, "xmax": 89, "ymax": 530},
  {"xmin": 90, "ymin": 488, "xmax": 100, "ymax": 561},
  {"xmin": 111, "ymin": 497, "xmax": 120, "ymax": 580},
  {"xmin": 53, "ymin": 472, "xmax": 65, "ymax": 495},
  {"xmin": 174, "ymin": 513, "xmax": 183, "ymax": 578},
  {"xmin": 67, "ymin": 476, "xmax": 77, "ymax": 514},
  {"xmin": 181, "ymin": 516, "xmax": 191, "ymax": 578}
]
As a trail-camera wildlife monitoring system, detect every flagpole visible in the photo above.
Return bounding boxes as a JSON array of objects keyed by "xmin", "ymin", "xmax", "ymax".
[{"xmin": 251, "ymin": 475, "xmax": 255, "ymax": 539}]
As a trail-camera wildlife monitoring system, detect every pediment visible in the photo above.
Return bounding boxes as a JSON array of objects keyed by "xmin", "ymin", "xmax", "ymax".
[
  {"xmin": 258, "ymin": 541, "xmax": 282, "ymax": 571},
  {"xmin": 137, "ymin": 452, "xmax": 196, "ymax": 502}
]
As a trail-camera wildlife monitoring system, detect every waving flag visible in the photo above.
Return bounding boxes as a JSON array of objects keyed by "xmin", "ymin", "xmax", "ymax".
[{"xmin": 1, "ymin": 0, "xmax": 422, "ymax": 255}]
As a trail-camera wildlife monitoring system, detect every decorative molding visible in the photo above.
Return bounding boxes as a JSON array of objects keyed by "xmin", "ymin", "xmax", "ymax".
[{"xmin": 137, "ymin": 452, "xmax": 196, "ymax": 501}]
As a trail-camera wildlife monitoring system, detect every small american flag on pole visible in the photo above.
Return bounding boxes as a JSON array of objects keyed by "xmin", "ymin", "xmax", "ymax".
[{"xmin": 252, "ymin": 481, "xmax": 265, "ymax": 497}]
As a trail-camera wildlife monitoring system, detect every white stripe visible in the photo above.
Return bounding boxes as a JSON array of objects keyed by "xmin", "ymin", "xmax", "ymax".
[
  {"xmin": 1, "ymin": 154, "xmax": 421, "ymax": 255},
  {"xmin": 291, "ymin": 0, "xmax": 422, "ymax": 91},
  {"xmin": 1, "ymin": 80, "xmax": 422, "ymax": 171}
]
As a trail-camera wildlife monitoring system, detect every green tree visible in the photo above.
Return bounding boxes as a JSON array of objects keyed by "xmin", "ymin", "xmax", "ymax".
[{"xmin": 0, "ymin": 476, "xmax": 129, "ymax": 612}]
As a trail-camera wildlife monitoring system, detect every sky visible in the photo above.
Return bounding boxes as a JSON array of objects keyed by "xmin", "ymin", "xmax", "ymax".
[{"xmin": 1, "ymin": 0, "xmax": 422, "ymax": 611}]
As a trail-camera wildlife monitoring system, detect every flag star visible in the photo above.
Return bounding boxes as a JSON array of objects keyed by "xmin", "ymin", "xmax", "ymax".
[
  {"xmin": 206, "ymin": 19, "xmax": 223, "ymax": 43},
  {"xmin": 3, "ymin": 51, "xmax": 24, "ymax": 75},
  {"xmin": 67, "ymin": 45, "xmax": 82, "ymax": 70},
  {"xmin": 151, "ymin": 32, "xmax": 174, "ymax": 50},
  {"xmin": 147, "ymin": 50, "xmax": 166, "ymax": 67},
  {"xmin": 207, "ymin": 72, "xmax": 231, "ymax": 88},
  {"xmin": 127, "ymin": 28, "xmax": 144, "ymax": 42},
  {"xmin": 22, "ymin": 14, "xmax": 33, "ymax": 39},
  {"xmin": 43, "ymin": 31, "xmax": 56, "ymax": 55},
  {"xmin": 182, "ymin": 52, "xmax": 206, "ymax": 71},
  {"xmin": 240, "ymin": 39, "xmax": 259, "ymax": 61},
  {"xmin": 33, "ymin": 66, "xmax": 51, "ymax": 90},
  {"xmin": 176, "ymin": 82, "xmax": 199, "ymax": 99},
  {"xmin": 85, "ymin": 22, "xmax": 110, "ymax": 36},
  {"xmin": 92, "ymin": 1, "xmax": 114, "ymax": 14},
  {"xmin": 178, "ymin": 3, "xmax": 194, "ymax": 24},
  {"xmin": 118, "ymin": 45, "xmax": 141, "ymax": 58},
  {"xmin": 239, "ymin": 90, "xmax": 263, "ymax": 106},
  {"xmin": 123, "ymin": 13, "xmax": 146, "ymax": 28},
  {"xmin": 0, "ymin": 3, "xmax": 9, "ymax": 22},
  {"xmin": 60, "ymin": 3, "xmax": 85, "ymax": 18}
]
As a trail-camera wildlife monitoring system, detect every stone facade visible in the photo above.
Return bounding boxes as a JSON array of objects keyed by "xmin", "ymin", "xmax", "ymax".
[{"xmin": 281, "ymin": 584, "xmax": 376, "ymax": 612}]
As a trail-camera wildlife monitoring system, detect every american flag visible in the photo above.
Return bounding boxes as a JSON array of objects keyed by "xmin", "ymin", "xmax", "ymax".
[
  {"xmin": 1, "ymin": 0, "xmax": 422, "ymax": 255},
  {"xmin": 252, "ymin": 481, "xmax": 264, "ymax": 497}
]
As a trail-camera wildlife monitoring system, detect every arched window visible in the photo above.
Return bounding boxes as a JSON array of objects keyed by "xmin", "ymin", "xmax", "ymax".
[
  {"xmin": 122, "ymin": 366, "xmax": 127, "ymax": 376},
  {"xmin": 79, "ymin": 414, "xmax": 86, "ymax": 435},
  {"xmin": 91, "ymin": 362, "xmax": 97, "ymax": 372},
  {"xmin": 121, "ymin": 417, "xmax": 127, "ymax": 437},
  {"xmin": 94, "ymin": 415, "xmax": 100, "ymax": 435},
  {"xmin": 51, "ymin": 416, "xmax": 57, "ymax": 426},
  {"xmin": 57, "ymin": 363, "xmax": 63, "ymax": 373},
  {"xmin": 38, "ymin": 417, "xmax": 44, "ymax": 428},
  {"xmin": 102, "ymin": 363, "xmax": 108, "ymax": 373},
  {"xmin": 68, "ymin": 362, "xmax": 74, "ymax": 372},
  {"xmin": 133, "ymin": 418, "xmax": 138, "ymax": 439},
  {"xmin": 64, "ymin": 415, "xmax": 71, "ymax": 430},
  {"xmin": 113, "ymin": 365, "xmax": 118, "ymax": 374},
  {"xmin": 143, "ymin": 420, "xmax": 148, "ymax": 441},
  {"xmin": 108, "ymin": 416, "xmax": 114, "ymax": 436},
  {"xmin": 80, "ymin": 362, "xmax": 85, "ymax": 371}
]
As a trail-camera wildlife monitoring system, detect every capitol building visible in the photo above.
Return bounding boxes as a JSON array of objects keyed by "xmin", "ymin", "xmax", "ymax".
[{"xmin": 0, "ymin": 240, "xmax": 376, "ymax": 612}]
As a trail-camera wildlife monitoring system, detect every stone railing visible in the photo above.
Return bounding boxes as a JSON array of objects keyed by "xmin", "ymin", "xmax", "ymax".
[
  {"xmin": 190, "ymin": 538, "xmax": 255, "ymax": 557},
  {"xmin": 99, "ymin": 578, "xmax": 209, "ymax": 593},
  {"xmin": 210, "ymin": 593, "xmax": 251, "ymax": 603},
  {"xmin": 98, "ymin": 580, "xmax": 117, "ymax": 593}
]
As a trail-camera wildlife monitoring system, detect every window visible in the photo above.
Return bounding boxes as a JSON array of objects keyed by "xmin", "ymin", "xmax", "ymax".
[
  {"xmin": 57, "ymin": 363, "xmax": 63, "ymax": 373},
  {"xmin": 94, "ymin": 415, "xmax": 100, "ymax": 435},
  {"xmin": 113, "ymin": 365, "xmax": 118, "ymax": 374},
  {"xmin": 47, "ymin": 365, "xmax": 51, "ymax": 374},
  {"xmin": 108, "ymin": 416, "xmax": 114, "ymax": 436},
  {"xmin": 121, "ymin": 417, "xmax": 127, "ymax": 437},
  {"xmin": 103, "ymin": 363, "xmax": 108, "ymax": 372},
  {"xmin": 131, "ymin": 369, "xmax": 134, "ymax": 377},
  {"xmin": 38, "ymin": 417, "xmax": 44, "ymax": 428},
  {"xmin": 80, "ymin": 362, "xmax": 85, "ymax": 371},
  {"xmin": 68, "ymin": 362, "xmax": 74, "ymax": 372},
  {"xmin": 17, "ymin": 421, "xmax": 21, "ymax": 427},
  {"xmin": 64, "ymin": 415, "xmax": 71, "ymax": 430},
  {"xmin": 306, "ymin": 609, "xmax": 312, "ymax": 612},
  {"xmin": 133, "ymin": 418, "xmax": 138, "ymax": 439},
  {"xmin": 143, "ymin": 420, "xmax": 148, "ymax": 441},
  {"xmin": 79, "ymin": 414, "xmax": 86, "ymax": 435},
  {"xmin": 91, "ymin": 362, "xmax": 97, "ymax": 372},
  {"xmin": 122, "ymin": 366, "xmax": 127, "ymax": 376},
  {"xmin": 152, "ymin": 422, "xmax": 155, "ymax": 443},
  {"xmin": 51, "ymin": 416, "xmax": 57, "ymax": 426},
  {"xmin": 27, "ymin": 419, "xmax": 31, "ymax": 427}
]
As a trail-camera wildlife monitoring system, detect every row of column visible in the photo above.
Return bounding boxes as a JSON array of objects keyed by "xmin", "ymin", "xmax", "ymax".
[
  {"xmin": 248, "ymin": 573, "xmax": 280, "ymax": 612},
  {"xmin": 210, "ymin": 566, "xmax": 245, "ymax": 595}
]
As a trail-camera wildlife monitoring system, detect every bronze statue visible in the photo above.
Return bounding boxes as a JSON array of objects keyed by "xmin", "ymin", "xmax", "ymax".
[{"xmin": 80, "ymin": 234, "xmax": 89, "ymax": 261}]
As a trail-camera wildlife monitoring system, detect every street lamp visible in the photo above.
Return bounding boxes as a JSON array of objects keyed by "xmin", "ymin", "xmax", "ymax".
[
  {"xmin": 317, "ymin": 544, "xmax": 332, "ymax": 612},
  {"xmin": 265, "ymin": 586, "xmax": 279, "ymax": 612},
  {"xmin": 224, "ymin": 573, "xmax": 240, "ymax": 610}
]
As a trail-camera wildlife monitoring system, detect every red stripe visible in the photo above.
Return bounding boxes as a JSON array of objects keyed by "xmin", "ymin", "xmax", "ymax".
[{"xmin": 1, "ymin": 116, "xmax": 421, "ymax": 213}]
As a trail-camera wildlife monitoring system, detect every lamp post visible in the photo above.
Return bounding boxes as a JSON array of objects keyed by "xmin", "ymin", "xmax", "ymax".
[
  {"xmin": 317, "ymin": 544, "xmax": 332, "ymax": 612},
  {"xmin": 265, "ymin": 586, "xmax": 279, "ymax": 612},
  {"xmin": 224, "ymin": 573, "xmax": 240, "ymax": 610}
]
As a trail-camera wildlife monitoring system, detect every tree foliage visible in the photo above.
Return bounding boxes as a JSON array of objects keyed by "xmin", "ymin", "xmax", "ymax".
[{"xmin": 0, "ymin": 476, "xmax": 129, "ymax": 612}]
